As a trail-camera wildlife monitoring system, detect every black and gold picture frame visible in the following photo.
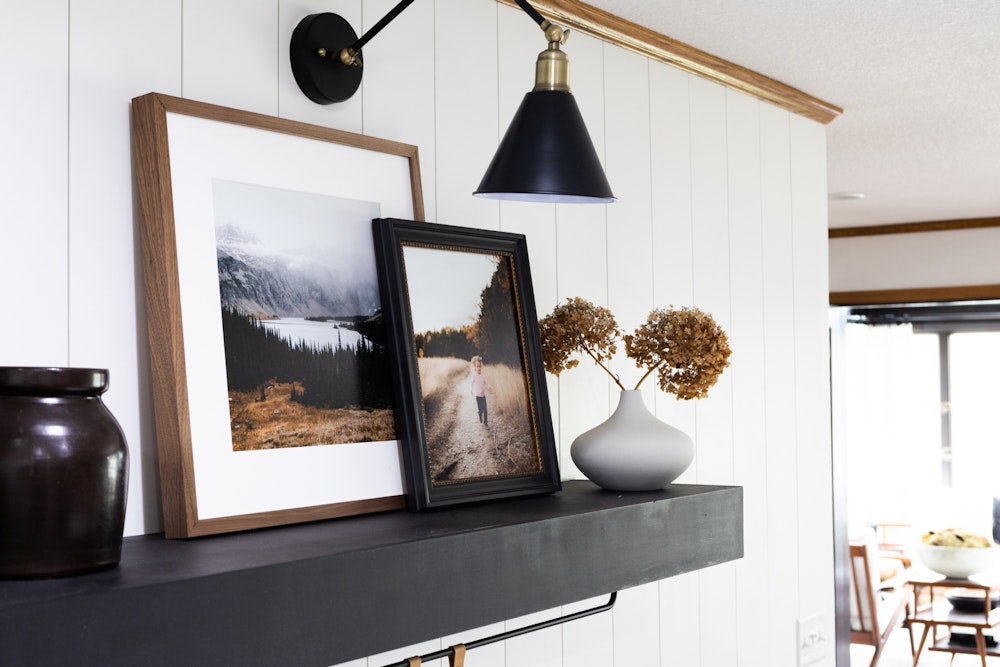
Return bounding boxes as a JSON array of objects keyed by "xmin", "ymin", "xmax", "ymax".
[{"xmin": 372, "ymin": 218, "xmax": 560, "ymax": 510}]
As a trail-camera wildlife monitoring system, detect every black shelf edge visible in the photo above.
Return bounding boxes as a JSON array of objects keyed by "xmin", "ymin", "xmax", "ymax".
[{"xmin": 0, "ymin": 480, "xmax": 743, "ymax": 666}]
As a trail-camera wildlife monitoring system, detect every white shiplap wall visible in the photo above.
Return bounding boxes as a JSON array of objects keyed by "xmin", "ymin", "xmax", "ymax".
[{"xmin": 0, "ymin": 1, "xmax": 833, "ymax": 665}]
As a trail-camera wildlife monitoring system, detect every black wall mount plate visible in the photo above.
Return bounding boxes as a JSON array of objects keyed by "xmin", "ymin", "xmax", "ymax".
[{"xmin": 290, "ymin": 13, "xmax": 363, "ymax": 104}]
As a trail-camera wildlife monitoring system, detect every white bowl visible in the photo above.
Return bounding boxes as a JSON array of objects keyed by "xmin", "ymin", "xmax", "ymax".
[{"xmin": 916, "ymin": 544, "xmax": 1000, "ymax": 579}]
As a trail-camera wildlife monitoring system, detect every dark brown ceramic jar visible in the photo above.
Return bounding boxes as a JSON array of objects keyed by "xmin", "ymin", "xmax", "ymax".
[{"xmin": 0, "ymin": 367, "xmax": 128, "ymax": 577}]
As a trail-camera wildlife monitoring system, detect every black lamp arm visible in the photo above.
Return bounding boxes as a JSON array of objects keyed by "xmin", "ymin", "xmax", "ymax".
[
  {"xmin": 512, "ymin": 0, "xmax": 547, "ymax": 26},
  {"xmin": 341, "ymin": 0, "xmax": 561, "ymax": 67},
  {"xmin": 349, "ymin": 0, "xmax": 417, "ymax": 57}
]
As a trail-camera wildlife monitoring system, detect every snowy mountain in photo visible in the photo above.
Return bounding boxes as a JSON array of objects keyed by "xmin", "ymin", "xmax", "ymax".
[{"xmin": 215, "ymin": 223, "xmax": 380, "ymax": 318}]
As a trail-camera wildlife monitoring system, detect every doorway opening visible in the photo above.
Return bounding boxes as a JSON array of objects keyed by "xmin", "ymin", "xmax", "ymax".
[{"xmin": 831, "ymin": 300, "xmax": 1000, "ymax": 666}]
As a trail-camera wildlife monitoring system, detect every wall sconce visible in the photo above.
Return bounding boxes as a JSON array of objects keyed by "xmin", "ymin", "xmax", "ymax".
[{"xmin": 289, "ymin": 0, "xmax": 615, "ymax": 204}]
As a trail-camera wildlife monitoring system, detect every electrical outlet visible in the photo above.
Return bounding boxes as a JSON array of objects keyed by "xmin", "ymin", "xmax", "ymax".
[{"xmin": 797, "ymin": 612, "xmax": 827, "ymax": 666}]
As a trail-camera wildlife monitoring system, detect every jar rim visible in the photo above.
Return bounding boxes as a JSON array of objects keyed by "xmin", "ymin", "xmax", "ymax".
[{"xmin": 0, "ymin": 367, "xmax": 109, "ymax": 395}]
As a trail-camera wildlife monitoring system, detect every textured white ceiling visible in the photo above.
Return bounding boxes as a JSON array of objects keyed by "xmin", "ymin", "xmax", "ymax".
[{"xmin": 582, "ymin": 0, "xmax": 1000, "ymax": 228}]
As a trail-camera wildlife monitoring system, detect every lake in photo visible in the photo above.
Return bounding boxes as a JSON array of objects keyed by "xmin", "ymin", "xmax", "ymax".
[{"xmin": 260, "ymin": 318, "xmax": 367, "ymax": 350}]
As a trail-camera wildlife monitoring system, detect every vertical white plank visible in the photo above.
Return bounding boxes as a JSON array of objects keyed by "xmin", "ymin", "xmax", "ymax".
[
  {"xmin": 588, "ymin": 39, "xmax": 653, "ymax": 483},
  {"xmin": 648, "ymin": 62, "xmax": 700, "ymax": 667},
  {"xmin": 613, "ymin": 583, "xmax": 660, "ymax": 664},
  {"xmin": 553, "ymin": 207, "xmax": 612, "ymax": 479},
  {"xmin": 278, "ymin": 0, "xmax": 362, "ymax": 132},
  {"xmin": 561, "ymin": 595, "xmax": 614, "ymax": 666},
  {"xmin": 725, "ymin": 88, "xmax": 768, "ymax": 667},
  {"xmin": 659, "ymin": 571, "xmax": 700, "ymax": 667},
  {"xmin": 647, "ymin": 61, "xmax": 697, "ymax": 476},
  {"xmin": 649, "ymin": 62, "xmax": 693, "ymax": 310},
  {"xmin": 604, "ymin": 44, "xmax": 652, "ymax": 393},
  {"xmin": 603, "ymin": 41, "xmax": 653, "ymax": 284},
  {"xmin": 504, "ymin": 607, "xmax": 563, "ymax": 666},
  {"xmin": 434, "ymin": 0, "xmax": 499, "ymax": 229},
  {"xmin": 689, "ymin": 77, "xmax": 733, "ymax": 485},
  {"xmin": 0, "ymin": 0, "xmax": 69, "ymax": 366},
  {"xmin": 791, "ymin": 114, "xmax": 836, "ymax": 665},
  {"xmin": 689, "ymin": 75, "xmax": 738, "ymax": 667},
  {"xmin": 69, "ymin": 0, "xmax": 182, "ymax": 538},
  {"xmin": 688, "ymin": 75, "xmax": 734, "ymax": 492},
  {"xmin": 183, "ymin": 0, "xmax": 279, "ymax": 115},
  {"xmin": 502, "ymin": 203, "xmax": 556, "ymax": 316},
  {"xmin": 362, "ymin": 0, "xmax": 437, "ymax": 222},
  {"xmin": 760, "ymin": 102, "xmax": 799, "ymax": 667},
  {"xmin": 552, "ymin": 30, "xmax": 610, "ymax": 478}
]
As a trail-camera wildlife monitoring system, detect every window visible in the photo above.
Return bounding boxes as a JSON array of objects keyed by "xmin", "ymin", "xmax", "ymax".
[{"xmin": 843, "ymin": 302, "xmax": 1000, "ymax": 536}]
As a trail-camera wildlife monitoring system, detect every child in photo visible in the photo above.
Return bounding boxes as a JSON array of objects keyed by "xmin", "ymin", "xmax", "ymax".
[{"xmin": 469, "ymin": 355, "xmax": 492, "ymax": 427}]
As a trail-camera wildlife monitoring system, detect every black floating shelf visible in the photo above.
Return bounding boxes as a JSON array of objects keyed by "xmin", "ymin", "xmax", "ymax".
[{"xmin": 0, "ymin": 480, "xmax": 743, "ymax": 667}]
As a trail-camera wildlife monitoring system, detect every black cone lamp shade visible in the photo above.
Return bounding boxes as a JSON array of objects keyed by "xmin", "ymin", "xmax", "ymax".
[
  {"xmin": 287, "ymin": 0, "xmax": 613, "ymax": 204},
  {"xmin": 474, "ymin": 89, "xmax": 615, "ymax": 203}
]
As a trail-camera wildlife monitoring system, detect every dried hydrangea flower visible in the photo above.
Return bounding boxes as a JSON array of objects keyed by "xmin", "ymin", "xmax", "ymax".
[
  {"xmin": 537, "ymin": 297, "xmax": 625, "ymax": 390},
  {"xmin": 539, "ymin": 298, "xmax": 732, "ymax": 400},
  {"xmin": 624, "ymin": 307, "xmax": 732, "ymax": 400}
]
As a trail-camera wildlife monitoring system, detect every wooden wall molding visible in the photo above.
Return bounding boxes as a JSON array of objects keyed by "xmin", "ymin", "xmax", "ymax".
[
  {"xmin": 829, "ymin": 217, "xmax": 1000, "ymax": 239},
  {"xmin": 830, "ymin": 284, "xmax": 1000, "ymax": 306},
  {"xmin": 499, "ymin": 0, "xmax": 842, "ymax": 124}
]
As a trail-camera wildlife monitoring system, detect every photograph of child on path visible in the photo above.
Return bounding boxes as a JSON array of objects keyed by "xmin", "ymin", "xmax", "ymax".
[
  {"xmin": 469, "ymin": 355, "xmax": 491, "ymax": 427},
  {"xmin": 400, "ymin": 243, "xmax": 543, "ymax": 486}
]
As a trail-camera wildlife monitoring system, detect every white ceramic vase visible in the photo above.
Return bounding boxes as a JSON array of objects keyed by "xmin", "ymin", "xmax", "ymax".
[{"xmin": 570, "ymin": 390, "xmax": 694, "ymax": 491}]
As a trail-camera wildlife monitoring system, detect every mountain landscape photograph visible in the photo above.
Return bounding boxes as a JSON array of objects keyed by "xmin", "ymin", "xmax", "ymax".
[{"xmin": 212, "ymin": 179, "xmax": 395, "ymax": 451}]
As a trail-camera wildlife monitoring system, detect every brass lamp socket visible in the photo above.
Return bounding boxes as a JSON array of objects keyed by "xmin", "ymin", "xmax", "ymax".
[{"xmin": 534, "ymin": 42, "xmax": 570, "ymax": 92}]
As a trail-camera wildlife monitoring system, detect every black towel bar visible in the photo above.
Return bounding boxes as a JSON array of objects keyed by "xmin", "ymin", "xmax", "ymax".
[{"xmin": 383, "ymin": 591, "xmax": 618, "ymax": 666}]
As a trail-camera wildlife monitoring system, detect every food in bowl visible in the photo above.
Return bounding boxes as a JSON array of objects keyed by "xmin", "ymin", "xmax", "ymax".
[
  {"xmin": 916, "ymin": 528, "xmax": 1000, "ymax": 578},
  {"xmin": 922, "ymin": 528, "xmax": 993, "ymax": 548}
]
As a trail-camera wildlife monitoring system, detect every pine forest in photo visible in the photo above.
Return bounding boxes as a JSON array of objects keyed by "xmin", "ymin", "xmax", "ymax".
[{"xmin": 213, "ymin": 180, "xmax": 395, "ymax": 451}]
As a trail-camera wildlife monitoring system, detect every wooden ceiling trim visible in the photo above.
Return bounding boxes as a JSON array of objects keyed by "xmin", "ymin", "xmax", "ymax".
[
  {"xmin": 498, "ymin": 0, "xmax": 843, "ymax": 124},
  {"xmin": 830, "ymin": 284, "xmax": 1000, "ymax": 306},
  {"xmin": 829, "ymin": 217, "xmax": 1000, "ymax": 239}
]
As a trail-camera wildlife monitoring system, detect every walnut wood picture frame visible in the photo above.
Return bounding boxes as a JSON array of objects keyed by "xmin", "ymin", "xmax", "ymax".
[
  {"xmin": 372, "ymin": 218, "xmax": 560, "ymax": 511},
  {"xmin": 132, "ymin": 93, "xmax": 423, "ymax": 537}
]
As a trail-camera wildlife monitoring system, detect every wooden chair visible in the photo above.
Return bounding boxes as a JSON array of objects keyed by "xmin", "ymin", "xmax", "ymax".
[{"xmin": 849, "ymin": 541, "xmax": 912, "ymax": 667}]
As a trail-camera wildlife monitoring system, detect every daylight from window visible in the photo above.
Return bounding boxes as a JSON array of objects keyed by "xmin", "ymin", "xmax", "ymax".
[{"xmin": 844, "ymin": 323, "xmax": 1000, "ymax": 539}]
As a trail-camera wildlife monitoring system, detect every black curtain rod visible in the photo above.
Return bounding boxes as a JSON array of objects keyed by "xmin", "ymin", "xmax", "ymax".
[{"xmin": 381, "ymin": 592, "xmax": 618, "ymax": 667}]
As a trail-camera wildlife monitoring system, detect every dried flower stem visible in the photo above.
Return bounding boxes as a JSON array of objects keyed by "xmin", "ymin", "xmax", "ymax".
[
  {"xmin": 583, "ymin": 346, "xmax": 627, "ymax": 391},
  {"xmin": 632, "ymin": 360, "xmax": 664, "ymax": 390}
]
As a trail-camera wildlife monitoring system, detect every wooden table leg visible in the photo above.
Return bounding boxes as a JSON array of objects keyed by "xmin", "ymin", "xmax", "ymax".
[
  {"xmin": 913, "ymin": 623, "xmax": 931, "ymax": 667},
  {"xmin": 975, "ymin": 628, "xmax": 987, "ymax": 667}
]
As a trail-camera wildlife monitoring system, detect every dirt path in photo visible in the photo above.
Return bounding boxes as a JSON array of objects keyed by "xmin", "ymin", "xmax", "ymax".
[{"xmin": 421, "ymin": 358, "xmax": 538, "ymax": 484}]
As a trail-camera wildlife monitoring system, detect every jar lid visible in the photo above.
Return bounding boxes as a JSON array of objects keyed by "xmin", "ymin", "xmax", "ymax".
[{"xmin": 0, "ymin": 367, "xmax": 109, "ymax": 396}]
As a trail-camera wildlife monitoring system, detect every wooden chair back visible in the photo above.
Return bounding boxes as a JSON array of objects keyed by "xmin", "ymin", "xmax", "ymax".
[
  {"xmin": 848, "ymin": 541, "xmax": 910, "ymax": 667},
  {"xmin": 849, "ymin": 542, "xmax": 882, "ymax": 645}
]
